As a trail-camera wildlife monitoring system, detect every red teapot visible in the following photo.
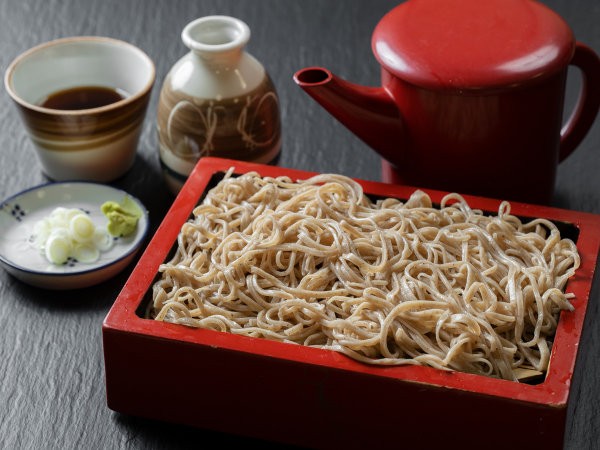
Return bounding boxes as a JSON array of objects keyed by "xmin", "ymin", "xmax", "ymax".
[{"xmin": 294, "ymin": 0, "xmax": 600, "ymax": 204}]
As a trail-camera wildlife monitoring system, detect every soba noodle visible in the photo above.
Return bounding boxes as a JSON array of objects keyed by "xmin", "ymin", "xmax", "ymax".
[{"xmin": 150, "ymin": 169, "xmax": 580, "ymax": 381}]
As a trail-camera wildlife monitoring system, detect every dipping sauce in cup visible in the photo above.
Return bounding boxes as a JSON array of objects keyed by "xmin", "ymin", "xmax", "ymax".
[
  {"xmin": 38, "ymin": 86, "xmax": 128, "ymax": 111},
  {"xmin": 4, "ymin": 37, "xmax": 155, "ymax": 182}
]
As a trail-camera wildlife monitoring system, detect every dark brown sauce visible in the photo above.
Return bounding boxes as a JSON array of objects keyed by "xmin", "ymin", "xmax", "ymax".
[{"xmin": 38, "ymin": 86, "xmax": 127, "ymax": 110}]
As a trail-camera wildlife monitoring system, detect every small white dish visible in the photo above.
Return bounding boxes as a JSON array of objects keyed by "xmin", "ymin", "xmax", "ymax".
[{"xmin": 0, "ymin": 181, "xmax": 149, "ymax": 289}]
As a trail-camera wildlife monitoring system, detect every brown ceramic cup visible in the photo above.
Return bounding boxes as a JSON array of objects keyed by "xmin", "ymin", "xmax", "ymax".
[{"xmin": 4, "ymin": 37, "xmax": 155, "ymax": 182}]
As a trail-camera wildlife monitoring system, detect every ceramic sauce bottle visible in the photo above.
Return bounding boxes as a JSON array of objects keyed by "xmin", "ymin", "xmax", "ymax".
[{"xmin": 158, "ymin": 16, "xmax": 281, "ymax": 193}]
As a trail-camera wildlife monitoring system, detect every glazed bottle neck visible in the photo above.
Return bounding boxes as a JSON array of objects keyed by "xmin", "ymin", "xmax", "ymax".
[
  {"xmin": 182, "ymin": 16, "xmax": 250, "ymax": 71},
  {"xmin": 192, "ymin": 48, "xmax": 243, "ymax": 70}
]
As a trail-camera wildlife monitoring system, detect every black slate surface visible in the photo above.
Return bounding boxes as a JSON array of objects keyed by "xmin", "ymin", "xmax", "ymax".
[{"xmin": 0, "ymin": 0, "xmax": 599, "ymax": 448}]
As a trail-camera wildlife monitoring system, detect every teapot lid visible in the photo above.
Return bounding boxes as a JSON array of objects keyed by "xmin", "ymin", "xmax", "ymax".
[{"xmin": 372, "ymin": 0, "xmax": 575, "ymax": 90}]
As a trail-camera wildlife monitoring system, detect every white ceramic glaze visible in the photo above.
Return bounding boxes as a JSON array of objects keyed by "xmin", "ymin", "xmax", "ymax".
[
  {"xmin": 0, "ymin": 182, "xmax": 149, "ymax": 290},
  {"xmin": 4, "ymin": 37, "xmax": 156, "ymax": 182},
  {"xmin": 175, "ymin": 16, "xmax": 263, "ymax": 99}
]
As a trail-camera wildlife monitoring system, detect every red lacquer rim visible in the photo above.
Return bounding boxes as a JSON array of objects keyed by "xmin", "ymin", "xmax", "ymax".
[{"xmin": 104, "ymin": 157, "xmax": 600, "ymax": 407}]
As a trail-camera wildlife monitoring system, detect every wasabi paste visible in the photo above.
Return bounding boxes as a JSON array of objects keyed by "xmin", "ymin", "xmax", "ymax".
[{"xmin": 101, "ymin": 195, "xmax": 143, "ymax": 237}]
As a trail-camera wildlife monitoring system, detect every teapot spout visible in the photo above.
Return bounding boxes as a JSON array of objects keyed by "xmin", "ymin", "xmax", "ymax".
[{"xmin": 293, "ymin": 67, "xmax": 403, "ymax": 164}]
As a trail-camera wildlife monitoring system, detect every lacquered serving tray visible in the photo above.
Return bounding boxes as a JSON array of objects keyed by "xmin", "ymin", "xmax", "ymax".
[{"xmin": 103, "ymin": 157, "xmax": 600, "ymax": 449}]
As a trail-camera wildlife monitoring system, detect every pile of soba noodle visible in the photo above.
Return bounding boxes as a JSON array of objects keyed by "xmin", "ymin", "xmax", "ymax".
[{"xmin": 150, "ymin": 170, "xmax": 580, "ymax": 381}]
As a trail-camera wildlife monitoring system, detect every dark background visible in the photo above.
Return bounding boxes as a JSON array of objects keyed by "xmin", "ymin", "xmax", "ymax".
[{"xmin": 0, "ymin": 0, "xmax": 599, "ymax": 448}]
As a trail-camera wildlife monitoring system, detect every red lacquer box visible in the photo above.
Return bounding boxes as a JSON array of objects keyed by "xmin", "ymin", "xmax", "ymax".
[{"xmin": 103, "ymin": 157, "xmax": 600, "ymax": 449}]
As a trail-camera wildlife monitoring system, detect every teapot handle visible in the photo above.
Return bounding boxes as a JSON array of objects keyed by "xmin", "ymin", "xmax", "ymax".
[{"xmin": 559, "ymin": 42, "xmax": 600, "ymax": 162}]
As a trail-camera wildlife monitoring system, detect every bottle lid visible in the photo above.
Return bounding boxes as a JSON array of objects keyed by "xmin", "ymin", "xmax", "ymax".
[{"xmin": 372, "ymin": 0, "xmax": 575, "ymax": 90}]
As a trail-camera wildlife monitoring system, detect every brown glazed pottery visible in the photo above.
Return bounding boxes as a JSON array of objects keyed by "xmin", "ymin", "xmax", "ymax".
[
  {"xmin": 4, "ymin": 36, "xmax": 155, "ymax": 182},
  {"xmin": 157, "ymin": 16, "xmax": 281, "ymax": 192}
]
